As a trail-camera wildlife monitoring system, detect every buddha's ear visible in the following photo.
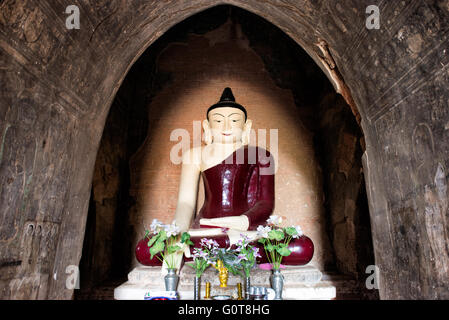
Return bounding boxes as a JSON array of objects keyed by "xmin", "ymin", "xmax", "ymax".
[
  {"xmin": 202, "ymin": 119, "xmax": 212, "ymax": 145},
  {"xmin": 242, "ymin": 119, "xmax": 252, "ymax": 145}
]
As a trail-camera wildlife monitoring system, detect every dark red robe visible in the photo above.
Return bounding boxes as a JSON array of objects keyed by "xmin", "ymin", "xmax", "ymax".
[{"xmin": 192, "ymin": 144, "xmax": 275, "ymax": 231}]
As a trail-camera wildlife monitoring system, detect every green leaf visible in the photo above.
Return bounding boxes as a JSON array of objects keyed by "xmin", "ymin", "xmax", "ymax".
[
  {"xmin": 285, "ymin": 227, "xmax": 298, "ymax": 236},
  {"xmin": 147, "ymin": 233, "xmax": 160, "ymax": 247},
  {"xmin": 276, "ymin": 246, "xmax": 291, "ymax": 256},
  {"xmin": 158, "ymin": 229, "xmax": 167, "ymax": 242},
  {"xmin": 226, "ymin": 264, "xmax": 243, "ymax": 277},
  {"xmin": 266, "ymin": 243, "xmax": 275, "ymax": 252},
  {"xmin": 150, "ymin": 240, "xmax": 165, "ymax": 258},
  {"xmin": 166, "ymin": 245, "xmax": 181, "ymax": 254},
  {"xmin": 268, "ymin": 230, "xmax": 284, "ymax": 241},
  {"xmin": 258, "ymin": 238, "xmax": 266, "ymax": 244},
  {"xmin": 181, "ymin": 232, "xmax": 191, "ymax": 244}
]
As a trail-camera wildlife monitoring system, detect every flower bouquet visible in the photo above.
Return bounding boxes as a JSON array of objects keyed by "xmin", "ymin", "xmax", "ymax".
[
  {"xmin": 235, "ymin": 234, "xmax": 262, "ymax": 277},
  {"xmin": 186, "ymin": 238, "xmax": 218, "ymax": 299},
  {"xmin": 213, "ymin": 247, "xmax": 243, "ymax": 277},
  {"xmin": 145, "ymin": 219, "xmax": 192, "ymax": 268},
  {"xmin": 235, "ymin": 234, "xmax": 262, "ymax": 299},
  {"xmin": 186, "ymin": 238, "xmax": 246, "ymax": 291},
  {"xmin": 256, "ymin": 215, "xmax": 303, "ymax": 300},
  {"xmin": 145, "ymin": 219, "xmax": 193, "ymax": 291},
  {"xmin": 187, "ymin": 238, "xmax": 218, "ymax": 278},
  {"xmin": 256, "ymin": 215, "xmax": 303, "ymax": 270}
]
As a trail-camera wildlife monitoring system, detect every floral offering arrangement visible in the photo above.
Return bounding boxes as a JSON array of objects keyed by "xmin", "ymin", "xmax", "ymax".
[
  {"xmin": 144, "ymin": 215, "xmax": 307, "ymax": 300},
  {"xmin": 187, "ymin": 238, "xmax": 219, "ymax": 277},
  {"xmin": 256, "ymin": 215, "xmax": 303, "ymax": 270},
  {"xmin": 213, "ymin": 247, "xmax": 243, "ymax": 276},
  {"xmin": 144, "ymin": 219, "xmax": 193, "ymax": 269},
  {"xmin": 146, "ymin": 215, "xmax": 305, "ymax": 273},
  {"xmin": 234, "ymin": 234, "xmax": 262, "ymax": 277},
  {"xmin": 186, "ymin": 236, "xmax": 260, "ymax": 278}
]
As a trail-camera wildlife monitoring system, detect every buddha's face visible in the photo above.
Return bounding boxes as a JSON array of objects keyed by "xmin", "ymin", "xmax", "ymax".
[{"xmin": 206, "ymin": 107, "xmax": 247, "ymax": 144}]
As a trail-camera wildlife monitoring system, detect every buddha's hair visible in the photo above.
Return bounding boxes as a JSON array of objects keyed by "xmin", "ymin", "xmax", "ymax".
[{"xmin": 207, "ymin": 87, "xmax": 248, "ymax": 121}]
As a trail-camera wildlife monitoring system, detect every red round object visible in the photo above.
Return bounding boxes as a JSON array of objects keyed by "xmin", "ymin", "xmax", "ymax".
[
  {"xmin": 135, "ymin": 238, "xmax": 162, "ymax": 266},
  {"xmin": 282, "ymin": 235, "xmax": 314, "ymax": 265},
  {"xmin": 255, "ymin": 235, "xmax": 314, "ymax": 266}
]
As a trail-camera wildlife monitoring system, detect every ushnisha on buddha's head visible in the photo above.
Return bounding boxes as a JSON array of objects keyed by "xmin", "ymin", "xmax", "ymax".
[{"xmin": 203, "ymin": 87, "xmax": 252, "ymax": 145}]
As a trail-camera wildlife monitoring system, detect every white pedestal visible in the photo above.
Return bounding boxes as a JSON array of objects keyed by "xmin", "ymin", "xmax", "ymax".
[{"xmin": 114, "ymin": 265, "xmax": 336, "ymax": 300}]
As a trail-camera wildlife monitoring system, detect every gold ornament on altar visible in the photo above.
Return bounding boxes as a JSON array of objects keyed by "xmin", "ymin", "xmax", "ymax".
[
  {"xmin": 204, "ymin": 282, "xmax": 211, "ymax": 299},
  {"xmin": 237, "ymin": 283, "xmax": 244, "ymax": 300},
  {"xmin": 214, "ymin": 259, "xmax": 229, "ymax": 288}
]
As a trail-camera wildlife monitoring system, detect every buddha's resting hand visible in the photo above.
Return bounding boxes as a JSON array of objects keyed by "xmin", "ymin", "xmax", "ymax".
[{"xmin": 199, "ymin": 215, "xmax": 249, "ymax": 231}]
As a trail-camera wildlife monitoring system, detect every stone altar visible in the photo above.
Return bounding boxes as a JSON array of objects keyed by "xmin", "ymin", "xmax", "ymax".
[{"xmin": 114, "ymin": 265, "xmax": 336, "ymax": 300}]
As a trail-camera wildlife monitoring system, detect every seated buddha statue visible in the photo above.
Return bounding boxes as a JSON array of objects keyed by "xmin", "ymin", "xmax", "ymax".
[
  {"xmin": 135, "ymin": 87, "xmax": 314, "ymax": 270},
  {"xmin": 173, "ymin": 87, "xmax": 275, "ymax": 254}
]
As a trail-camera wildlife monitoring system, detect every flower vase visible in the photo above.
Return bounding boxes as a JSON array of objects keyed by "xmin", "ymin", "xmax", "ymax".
[
  {"xmin": 245, "ymin": 276, "xmax": 251, "ymax": 300},
  {"xmin": 194, "ymin": 276, "xmax": 200, "ymax": 300},
  {"xmin": 270, "ymin": 269, "xmax": 284, "ymax": 300},
  {"xmin": 164, "ymin": 268, "xmax": 179, "ymax": 292}
]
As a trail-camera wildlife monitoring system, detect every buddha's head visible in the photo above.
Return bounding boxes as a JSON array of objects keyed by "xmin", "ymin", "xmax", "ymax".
[{"xmin": 203, "ymin": 87, "xmax": 252, "ymax": 145}]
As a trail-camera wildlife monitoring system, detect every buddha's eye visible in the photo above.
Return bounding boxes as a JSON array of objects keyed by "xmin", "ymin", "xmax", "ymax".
[
  {"xmin": 232, "ymin": 120, "xmax": 239, "ymax": 123},
  {"xmin": 214, "ymin": 120, "xmax": 222, "ymax": 123}
]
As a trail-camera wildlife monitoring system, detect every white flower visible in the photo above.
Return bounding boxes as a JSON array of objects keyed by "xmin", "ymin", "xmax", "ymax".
[
  {"xmin": 192, "ymin": 248, "xmax": 208, "ymax": 260},
  {"xmin": 293, "ymin": 225, "xmax": 303, "ymax": 238},
  {"xmin": 252, "ymin": 247, "xmax": 262, "ymax": 258},
  {"xmin": 200, "ymin": 238, "xmax": 219, "ymax": 250},
  {"xmin": 266, "ymin": 215, "xmax": 282, "ymax": 226},
  {"xmin": 237, "ymin": 254, "xmax": 248, "ymax": 262},
  {"xmin": 150, "ymin": 219, "xmax": 163, "ymax": 233},
  {"xmin": 237, "ymin": 234, "xmax": 250, "ymax": 248},
  {"xmin": 256, "ymin": 225, "xmax": 272, "ymax": 238},
  {"xmin": 164, "ymin": 221, "xmax": 180, "ymax": 237}
]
